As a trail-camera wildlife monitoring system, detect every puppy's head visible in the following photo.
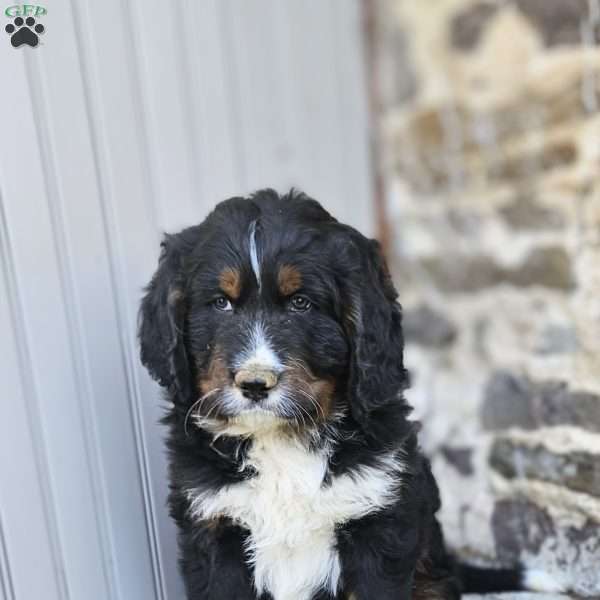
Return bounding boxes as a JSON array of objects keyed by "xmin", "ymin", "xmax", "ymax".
[{"xmin": 139, "ymin": 190, "xmax": 408, "ymax": 437}]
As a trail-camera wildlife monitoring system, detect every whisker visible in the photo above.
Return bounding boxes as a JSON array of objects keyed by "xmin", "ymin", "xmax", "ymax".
[
  {"xmin": 202, "ymin": 397, "xmax": 223, "ymax": 423},
  {"xmin": 294, "ymin": 385, "xmax": 326, "ymax": 419},
  {"xmin": 281, "ymin": 358, "xmax": 327, "ymax": 422},
  {"xmin": 280, "ymin": 391, "xmax": 306, "ymax": 429},
  {"xmin": 295, "ymin": 387, "xmax": 326, "ymax": 420},
  {"xmin": 184, "ymin": 388, "xmax": 221, "ymax": 436},
  {"xmin": 292, "ymin": 395, "xmax": 318, "ymax": 430},
  {"xmin": 284, "ymin": 358, "xmax": 315, "ymax": 380}
]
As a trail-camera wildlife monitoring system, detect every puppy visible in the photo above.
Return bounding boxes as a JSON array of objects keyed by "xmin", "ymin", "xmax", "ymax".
[{"xmin": 139, "ymin": 189, "xmax": 525, "ymax": 600}]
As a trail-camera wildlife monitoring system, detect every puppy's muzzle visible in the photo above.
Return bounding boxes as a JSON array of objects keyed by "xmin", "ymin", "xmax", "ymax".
[{"xmin": 234, "ymin": 365, "xmax": 279, "ymax": 402}]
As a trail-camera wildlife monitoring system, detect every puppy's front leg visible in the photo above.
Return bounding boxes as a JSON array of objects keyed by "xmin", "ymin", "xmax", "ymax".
[
  {"xmin": 178, "ymin": 518, "xmax": 257, "ymax": 600},
  {"xmin": 337, "ymin": 511, "xmax": 420, "ymax": 600}
]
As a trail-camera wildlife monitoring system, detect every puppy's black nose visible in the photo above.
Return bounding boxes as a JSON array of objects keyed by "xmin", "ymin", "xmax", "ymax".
[
  {"xmin": 239, "ymin": 378, "xmax": 269, "ymax": 401},
  {"xmin": 234, "ymin": 367, "xmax": 278, "ymax": 401}
]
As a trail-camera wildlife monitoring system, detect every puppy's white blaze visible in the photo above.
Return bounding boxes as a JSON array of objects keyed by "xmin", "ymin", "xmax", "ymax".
[
  {"xmin": 187, "ymin": 433, "xmax": 404, "ymax": 600},
  {"xmin": 236, "ymin": 322, "xmax": 282, "ymax": 372},
  {"xmin": 523, "ymin": 568, "xmax": 566, "ymax": 593},
  {"xmin": 248, "ymin": 220, "xmax": 261, "ymax": 288}
]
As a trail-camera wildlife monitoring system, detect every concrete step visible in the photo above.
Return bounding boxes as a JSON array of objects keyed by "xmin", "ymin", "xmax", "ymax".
[{"xmin": 465, "ymin": 594, "xmax": 574, "ymax": 600}]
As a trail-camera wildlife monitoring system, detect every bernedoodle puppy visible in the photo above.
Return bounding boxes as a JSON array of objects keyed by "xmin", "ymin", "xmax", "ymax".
[{"xmin": 139, "ymin": 189, "xmax": 554, "ymax": 600}]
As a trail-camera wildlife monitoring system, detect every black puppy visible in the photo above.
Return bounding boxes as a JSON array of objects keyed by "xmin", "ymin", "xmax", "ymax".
[{"xmin": 139, "ymin": 189, "xmax": 534, "ymax": 600}]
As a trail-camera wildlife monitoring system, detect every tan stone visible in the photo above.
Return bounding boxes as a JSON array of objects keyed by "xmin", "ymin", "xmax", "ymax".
[{"xmin": 451, "ymin": 6, "xmax": 543, "ymax": 110}]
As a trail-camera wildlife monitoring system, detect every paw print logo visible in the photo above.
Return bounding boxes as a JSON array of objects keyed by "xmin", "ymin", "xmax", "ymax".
[{"xmin": 5, "ymin": 16, "xmax": 45, "ymax": 48}]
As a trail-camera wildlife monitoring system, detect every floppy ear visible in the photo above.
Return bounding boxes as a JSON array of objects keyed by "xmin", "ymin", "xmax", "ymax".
[
  {"xmin": 344, "ymin": 236, "xmax": 410, "ymax": 436},
  {"xmin": 138, "ymin": 233, "xmax": 191, "ymax": 396}
]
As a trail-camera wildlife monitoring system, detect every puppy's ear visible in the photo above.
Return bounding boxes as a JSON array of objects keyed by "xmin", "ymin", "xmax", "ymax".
[
  {"xmin": 138, "ymin": 233, "xmax": 192, "ymax": 395},
  {"xmin": 343, "ymin": 236, "xmax": 410, "ymax": 436}
]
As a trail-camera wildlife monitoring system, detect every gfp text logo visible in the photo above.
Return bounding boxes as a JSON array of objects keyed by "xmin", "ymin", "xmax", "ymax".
[
  {"xmin": 4, "ymin": 4, "xmax": 46, "ymax": 47},
  {"xmin": 5, "ymin": 4, "xmax": 46, "ymax": 17}
]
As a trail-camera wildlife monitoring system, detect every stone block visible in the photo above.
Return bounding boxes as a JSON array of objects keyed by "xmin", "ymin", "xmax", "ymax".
[
  {"xmin": 450, "ymin": 3, "xmax": 500, "ymax": 51},
  {"xmin": 481, "ymin": 372, "xmax": 537, "ymax": 431},
  {"xmin": 504, "ymin": 247, "xmax": 575, "ymax": 291},
  {"xmin": 481, "ymin": 372, "xmax": 600, "ymax": 433},
  {"xmin": 403, "ymin": 303, "xmax": 458, "ymax": 347},
  {"xmin": 499, "ymin": 194, "xmax": 565, "ymax": 231},
  {"xmin": 420, "ymin": 246, "xmax": 574, "ymax": 294},
  {"xmin": 490, "ymin": 439, "xmax": 600, "ymax": 498},
  {"xmin": 514, "ymin": 0, "xmax": 600, "ymax": 47},
  {"xmin": 450, "ymin": 0, "xmax": 599, "ymax": 53},
  {"xmin": 440, "ymin": 444, "xmax": 474, "ymax": 476},
  {"xmin": 492, "ymin": 498, "xmax": 556, "ymax": 562},
  {"xmin": 491, "ymin": 497, "xmax": 600, "ymax": 596}
]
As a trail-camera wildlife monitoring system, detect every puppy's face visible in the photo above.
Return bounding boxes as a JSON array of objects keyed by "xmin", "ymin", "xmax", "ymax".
[
  {"xmin": 139, "ymin": 191, "xmax": 407, "ymax": 438},
  {"xmin": 184, "ymin": 205, "xmax": 349, "ymax": 433}
]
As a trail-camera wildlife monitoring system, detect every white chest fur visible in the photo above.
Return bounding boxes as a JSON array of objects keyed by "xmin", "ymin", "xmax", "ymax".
[{"xmin": 187, "ymin": 433, "xmax": 403, "ymax": 600}]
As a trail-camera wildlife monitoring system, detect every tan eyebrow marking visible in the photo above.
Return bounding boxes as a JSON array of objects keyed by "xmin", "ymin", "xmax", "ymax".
[
  {"xmin": 218, "ymin": 267, "xmax": 241, "ymax": 300},
  {"xmin": 278, "ymin": 264, "xmax": 302, "ymax": 296}
]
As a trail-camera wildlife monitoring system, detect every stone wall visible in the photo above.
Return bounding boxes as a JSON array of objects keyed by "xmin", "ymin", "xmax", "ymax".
[{"xmin": 371, "ymin": 0, "xmax": 600, "ymax": 595}]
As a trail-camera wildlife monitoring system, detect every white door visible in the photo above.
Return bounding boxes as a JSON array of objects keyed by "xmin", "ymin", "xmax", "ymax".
[{"xmin": 0, "ymin": 2, "xmax": 373, "ymax": 599}]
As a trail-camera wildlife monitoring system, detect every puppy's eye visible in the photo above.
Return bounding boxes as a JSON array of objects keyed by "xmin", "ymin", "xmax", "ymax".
[
  {"xmin": 213, "ymin": 296, "xmax": 233, "ymax": 312},
  {"xmin": 289, "ymin": 294, "xmax": 311, "ymax": 312}
]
